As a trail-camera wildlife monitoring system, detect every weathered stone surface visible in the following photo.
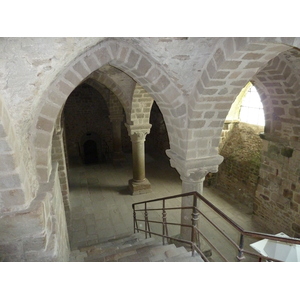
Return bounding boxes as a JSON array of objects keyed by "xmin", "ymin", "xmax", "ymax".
[{"xmin": 1, "ymin": 37, "xmax": 300, "ymax": 261}]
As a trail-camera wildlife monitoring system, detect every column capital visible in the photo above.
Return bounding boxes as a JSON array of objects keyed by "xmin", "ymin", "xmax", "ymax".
[
  {"xmin": 125, "ymin": 123, "xmax": 152, "ymax": 142},
  {"xmin": 166, "ymin": 149, "xmax": 224, "ymax": 182}
]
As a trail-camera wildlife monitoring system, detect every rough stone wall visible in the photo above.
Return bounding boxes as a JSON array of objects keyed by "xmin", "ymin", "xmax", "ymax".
[
  {"xmin": 146, "ymin": 101, "xmax": 170, "ymax": 157},
  {"xmin": 0, "ymin": 163, "xmax": 69, "ymax": 261},
  {"xmin": 252, "ymin": 51, "xmax": 300, "ymax": 237},
  {"xmin": 213, "ymin": 122, "xmax": 263, "ymax": 208},
  {"xmin": 0, "ymin": 200, "xmax": 45, "ymax": 261},
  {"xmin": 1, "ymin": 37, "xmax": 300, "ymax": 261},
  {"xmin": 128, "ymin": 84, "xmax": 153, "ymax": 126},
  {"xmin": 255, "ymin": 138, "xmax": 300, "ymax": 237}
]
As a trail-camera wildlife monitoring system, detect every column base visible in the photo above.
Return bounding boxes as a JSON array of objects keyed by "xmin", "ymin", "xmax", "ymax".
[{"xmin": 128, "ymin": 178, "xmax": 152, "ymax": 195}]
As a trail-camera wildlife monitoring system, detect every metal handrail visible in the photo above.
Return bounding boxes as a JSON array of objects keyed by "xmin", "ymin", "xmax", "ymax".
[{"xmin": 132, "ymin": 191, "xmax": 300, "ymax": 262}]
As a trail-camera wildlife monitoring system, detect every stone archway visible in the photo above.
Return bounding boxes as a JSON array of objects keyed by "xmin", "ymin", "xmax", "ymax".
[
  {"xmin": 31, "ymin": 39, "xmax": 185, "ymax": 185},
  {"xmin": 27, "ymin": 39, "xmax": 186, "ymax": 258}
]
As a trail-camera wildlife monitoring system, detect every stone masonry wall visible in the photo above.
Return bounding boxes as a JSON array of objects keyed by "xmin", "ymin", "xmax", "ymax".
[
  {"xmin": 212, "ymin": 122, "xmax": 263, "ymax": 208},
  {"xmin": 0, "ymin": 163, "xmax": 70, "ymax": 261},
  {"xmin": 254, "ymin": 138, "xmax": 300, "ymax": 237},
  {"xmin": 146, "ymin": 101, "xmax": 170, "ymax": 157}
]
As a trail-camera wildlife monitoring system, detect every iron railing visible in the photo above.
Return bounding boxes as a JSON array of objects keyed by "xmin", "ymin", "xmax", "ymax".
[{"xmin": 132, "ymin": 191, "xmax": 300, "ymax": 262}]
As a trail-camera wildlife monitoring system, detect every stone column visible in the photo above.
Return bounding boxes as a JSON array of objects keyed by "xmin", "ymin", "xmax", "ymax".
[
  {"xmin": 126, "ymin": 124, "xmax": 152, "ymax": 195},
  {"xmin": 109, "ymin": 114, "xmax": 125, "ymax": 164},
  {"xmin": 166, "ymin": 149, "xmax": 224, "ymax": 240}
]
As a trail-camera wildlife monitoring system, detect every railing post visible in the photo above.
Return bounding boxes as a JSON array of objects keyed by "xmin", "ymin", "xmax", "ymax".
[
  {"xmin": 237, "ymin": 234, "xmax": 245, "ymax": 261},
  {"xmin": 162, "ymin": 199, "xmax": 168, "ymax": 245},
  {"xmin": 133, "ymin": 207, "xmax": 138, "ymax": 233},
  {"xmin": 191, "ymin": 193, "xmax": 199, "ymax": 257},
  {"xmin": 144, "ymin": 202, "xmax": 151, "ymax": 239},
  {"xmin": 144, "ymin": 203, "xmax": 148, "ymax": 239},
  {"xmin": 162, "ymin": 200, "xmax": 165, "ymax": 245}
]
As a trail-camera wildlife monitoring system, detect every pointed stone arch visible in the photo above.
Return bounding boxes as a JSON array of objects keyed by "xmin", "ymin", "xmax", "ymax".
[
  {"xmin": 250, "ymin": 47, "xmax": 300, "ymax": 237},
  {"xmin": 253, "ymin": 48, "xmax": 300, "ymax": 140},
  {"xmin": 184, "ymin": 37, "xmax": 300, "ymax": 162},
  {"xmin": 85, "ymin": 69, "xmax": 135, "ymax": 115},
  {"xmin": 31, "ymin": 39, "xmax": 185, "ymax": 183}
]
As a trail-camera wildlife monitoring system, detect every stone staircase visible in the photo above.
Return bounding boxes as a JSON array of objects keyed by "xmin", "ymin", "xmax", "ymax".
[{"xmin": 69, "ymin": 233, "xmax": 204, "ymax": 262}]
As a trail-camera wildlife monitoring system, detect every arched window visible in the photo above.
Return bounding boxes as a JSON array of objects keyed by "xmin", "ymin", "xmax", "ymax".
[
  {"xmin": 239, "ymin": 85, "xmax": 265, "ymax": 126},
  {"xmin": 225, "ymin": 82, "xmax": 265, "ymax": 127}
]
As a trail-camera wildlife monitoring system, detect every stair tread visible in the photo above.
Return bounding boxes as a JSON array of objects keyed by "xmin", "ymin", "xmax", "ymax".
[
  {"xmin": 164, "ymin": 252, "xmax": 204, "ymax": 262},
  {"xmin": 70, "ymin": 233, "xmax": 204, "ymax": 262}
]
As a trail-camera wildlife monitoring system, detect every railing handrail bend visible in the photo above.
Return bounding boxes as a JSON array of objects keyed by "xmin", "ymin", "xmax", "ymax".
[
  {"xmin": 132, "ymin": 191, "xmax": 300, "ymax": 261},
  {"xmin": 132, "ymin": 191, "xmax": 300, "ymax": 245}
]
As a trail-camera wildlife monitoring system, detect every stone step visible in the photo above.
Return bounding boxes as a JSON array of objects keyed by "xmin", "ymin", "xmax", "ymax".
[
  {"xmin": 164, "ymin": 251, "xmax": 203, "ymax": 262},
  {"xmin": 69, "ymin": 233, "xmax": 204, "ymax": 262}
]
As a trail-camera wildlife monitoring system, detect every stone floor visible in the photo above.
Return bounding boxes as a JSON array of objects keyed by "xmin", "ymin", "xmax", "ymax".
[{"xmin": 67, "ymin": 153, "xmax": 271, "ymax": 261}]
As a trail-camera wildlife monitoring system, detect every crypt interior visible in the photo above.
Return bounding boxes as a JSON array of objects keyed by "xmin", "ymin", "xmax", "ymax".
[{"xmin": 1, "ymin": 37, "xmax": 300, "ymax": 261}]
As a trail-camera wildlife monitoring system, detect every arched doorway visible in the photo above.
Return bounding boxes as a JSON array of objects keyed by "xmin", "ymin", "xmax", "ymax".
[{"xmin": 83, "ymin": 139, "xmax": 99, "ymax": 164}]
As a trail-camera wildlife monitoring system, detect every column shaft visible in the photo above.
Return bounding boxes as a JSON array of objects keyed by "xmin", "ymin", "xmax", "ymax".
[
  {"xmin": 132, "ymin": 137, "xmax": 145, "ymax": 181},
  {"xmin": 126, "ymin": 124, "xmax": 152, "ymax": 195}
]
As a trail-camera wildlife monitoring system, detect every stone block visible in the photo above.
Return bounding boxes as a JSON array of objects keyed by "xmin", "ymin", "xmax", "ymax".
[
  {"xmin": 47, "ymin": 89, "xmax": 65, "ymax": 107},
  {"xmin": 73, "ymin": 60, "xmax": 90, "ymax": 78},
  {"xmin": 126, "ymin": 50, "xmax": 140, "ymax": 69},
  {"xmin": 40, "ymin": 101, "xmax": 61, "ymax": 120},
  {"xmin": 155, "ymin": 75, "xmax": 171, "ymax": 92},
  {"xmin": 188, "ymin": 119, "xmax": 206, "ymax": 129},
  {"xmin": 202, "ymin": 88, "xmax": 218, "ymax": 96},
  {"xmin": 117, "ymin": 46, "xmax": 130, "ymax": 63},
  {"xmin": 242, "ymin": 53, "xmax": 265, "ymax": 60},
  {"xmin": 107, "ymin": 41, "xmax": 120, "ymax": 59},
  {"xmin": 0, "ymin": 206, "xmax": 45, "ymax": 241},
  {"xmin": 137, "ymin": 56, "xmax": 152, "ymax": 76},
  {"xmin": 83, "ymin": 53, "xmax": 99, "ymax": 73},
  {"xmin": 64, "ymin": 69, "xmax": 82, "ymax": 86},
  {"xmin": 145, "ymin": 67, "xmax": 161, "ymax": 83},
  {"xmin": 37, "ymin": 166, "xmax": 50, "ymax": 182},
  {"xmin": 0, "ymin": 188, "xmax": 25, "ymax": 207},
  {"xmin": 0, "ymin": 173, "xmax": 21, "ymax": 189},
  {"xmin": 56, "ymin": 80, "xmax": 74, "ymax": 97},
  {"xmin": 23, "ymin": 235, "xmax": 47, "ymax": 252},
  {"xmin": 213, "ymin": 48, "xmax": 225, "ymax": 69},
  {"xmin": 37, "ymin": 116, "xmax": 53, "ymax": 132},
  {"xmin": 34, "ymin": 130, "xmax": 52, "ymax": 150},
  {"xmin": 0, "ymin": 153, "xmax": 16, "ymax": 171}
]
